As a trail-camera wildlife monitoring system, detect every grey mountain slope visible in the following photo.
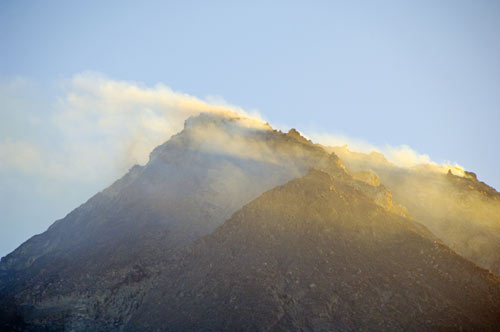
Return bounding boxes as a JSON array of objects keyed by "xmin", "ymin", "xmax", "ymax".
[
  {"xmin": 329, "ymin": 146, "xmax": 500, "ymax": 274},
  {"xmin": 127, "ymin": 169, "xmax": 500, "ymax": 332},
  {"xmin": 1, "ymin": 113, "xmax": 395, "ymax": 331},
  {"xmin": 1, "ymin": 112, "xmax": 499, "ymax": 331}
]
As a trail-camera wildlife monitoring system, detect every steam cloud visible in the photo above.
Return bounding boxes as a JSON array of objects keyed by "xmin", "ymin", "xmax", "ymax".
[
  {"xmin": 1, "ymin": 73, "xmax": 470, "ymax": 187},
  {"xmin": 0, "ymin": 72, "xmax": 264, "ymax": 183},
  {"xmin": 306, "ymin": 132, "xmax": 466, "ymax": 176}
]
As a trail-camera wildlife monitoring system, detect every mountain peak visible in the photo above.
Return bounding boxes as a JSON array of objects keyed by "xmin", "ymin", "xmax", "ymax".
[
  {"xmin": 183, "ymin": 111, "xmax": 272, "ymax": 132},
  {"xmin": 2, "ymin": 111, "xmax": 500, "ymax": 331}
]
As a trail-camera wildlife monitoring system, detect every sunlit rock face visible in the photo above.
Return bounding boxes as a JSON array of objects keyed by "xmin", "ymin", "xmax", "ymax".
[
  {"xmin": 329, "ymin": 145, "xmax": 500, "ymax": 275},
  {"xmin": 1, "ymin": 112, "xmax": 499, "ymax": 331},
  {"xmin": 127, "ymin": 170, "xmax": 500, "ymax": 331}
]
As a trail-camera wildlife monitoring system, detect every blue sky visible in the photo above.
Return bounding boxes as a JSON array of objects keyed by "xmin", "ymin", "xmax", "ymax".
[{"xmin": 1, "ymin": 0, "xmax": 499, "ymax": 257}]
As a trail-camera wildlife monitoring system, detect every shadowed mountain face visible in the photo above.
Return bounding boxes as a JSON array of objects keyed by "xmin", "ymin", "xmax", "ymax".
[
  {"xmin": 128, "ymin": 170, "xmax": 500, "ymax": 331},
  {"xmin": 0, "ymin": 112, "xmax": 379, "ymax": 331},
  {"xmin": 1, "ymin": 112, "xmax": 499, "ymax": 331},
  {"xmin": 329, "ymin": 146, "xmax": 500, "ymax": 275}
]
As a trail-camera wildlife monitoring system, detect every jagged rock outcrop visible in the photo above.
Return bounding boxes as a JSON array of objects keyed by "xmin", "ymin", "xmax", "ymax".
[{"xmin": 127, "ymin": 169, "xmax": 500, "ymax": 331}]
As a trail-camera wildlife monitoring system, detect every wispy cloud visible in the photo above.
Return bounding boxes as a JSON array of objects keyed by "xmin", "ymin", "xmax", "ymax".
[
  {"xmin": 0, "ymin": 72, "xmax": 263, "ymax": 183},
  {"xmin": 305, "ymin": 132, "xmax": 465, "ymax": 175},
  {"xmin": 0, "ymin": 138, "xmax": 43, "ymax": 173},
  {"xmin": 1, "ymin": 73, "xmax": 470, "ymax": 185}
]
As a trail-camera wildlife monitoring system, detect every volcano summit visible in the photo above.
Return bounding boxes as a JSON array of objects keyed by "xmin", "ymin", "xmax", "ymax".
[{"xmin": 1, "ymin": 112, "xmax": 500, "ymax": 331}]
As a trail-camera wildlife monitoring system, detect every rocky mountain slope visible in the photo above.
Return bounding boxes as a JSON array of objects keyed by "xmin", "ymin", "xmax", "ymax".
[
  {"xmin": 329, "ymin": 146, "xmax": 500, "ymax": 274},
  {"xmin": 0, "ymin": 112, "xmax": 399, "ymax": 331},
  {"xmin": 1, "ymin": 112, "xmax": 499, "ymax": 331},
  {"xmin": 128, "ymin": 169, "xmax": 500, "ymax": 331}
]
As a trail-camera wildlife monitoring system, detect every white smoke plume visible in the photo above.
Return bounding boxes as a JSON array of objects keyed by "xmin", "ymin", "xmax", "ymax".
[
  {"xmin": 1, "ymin": 73, "xmax": 470, "ymax": 182},
  {"xmin": 306, "ymin": 132, "xmax": 466, "ymax": 176},
  {"xmin": 0, "ymin": 72, "xmax": 265, "ymax": 182}
]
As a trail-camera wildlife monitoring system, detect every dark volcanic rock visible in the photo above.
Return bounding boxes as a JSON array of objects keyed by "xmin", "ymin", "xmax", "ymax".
[
  {"xmin": 128, "ymin": 170, "xmax": 500, "ymax": 332},
  {"xmin": 1, "ymin": 112, "xmax": 499, "ymax": 331},
  {"xmin": 0, "ymin": 113, "xmax": 355, "ymax": 331}
]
